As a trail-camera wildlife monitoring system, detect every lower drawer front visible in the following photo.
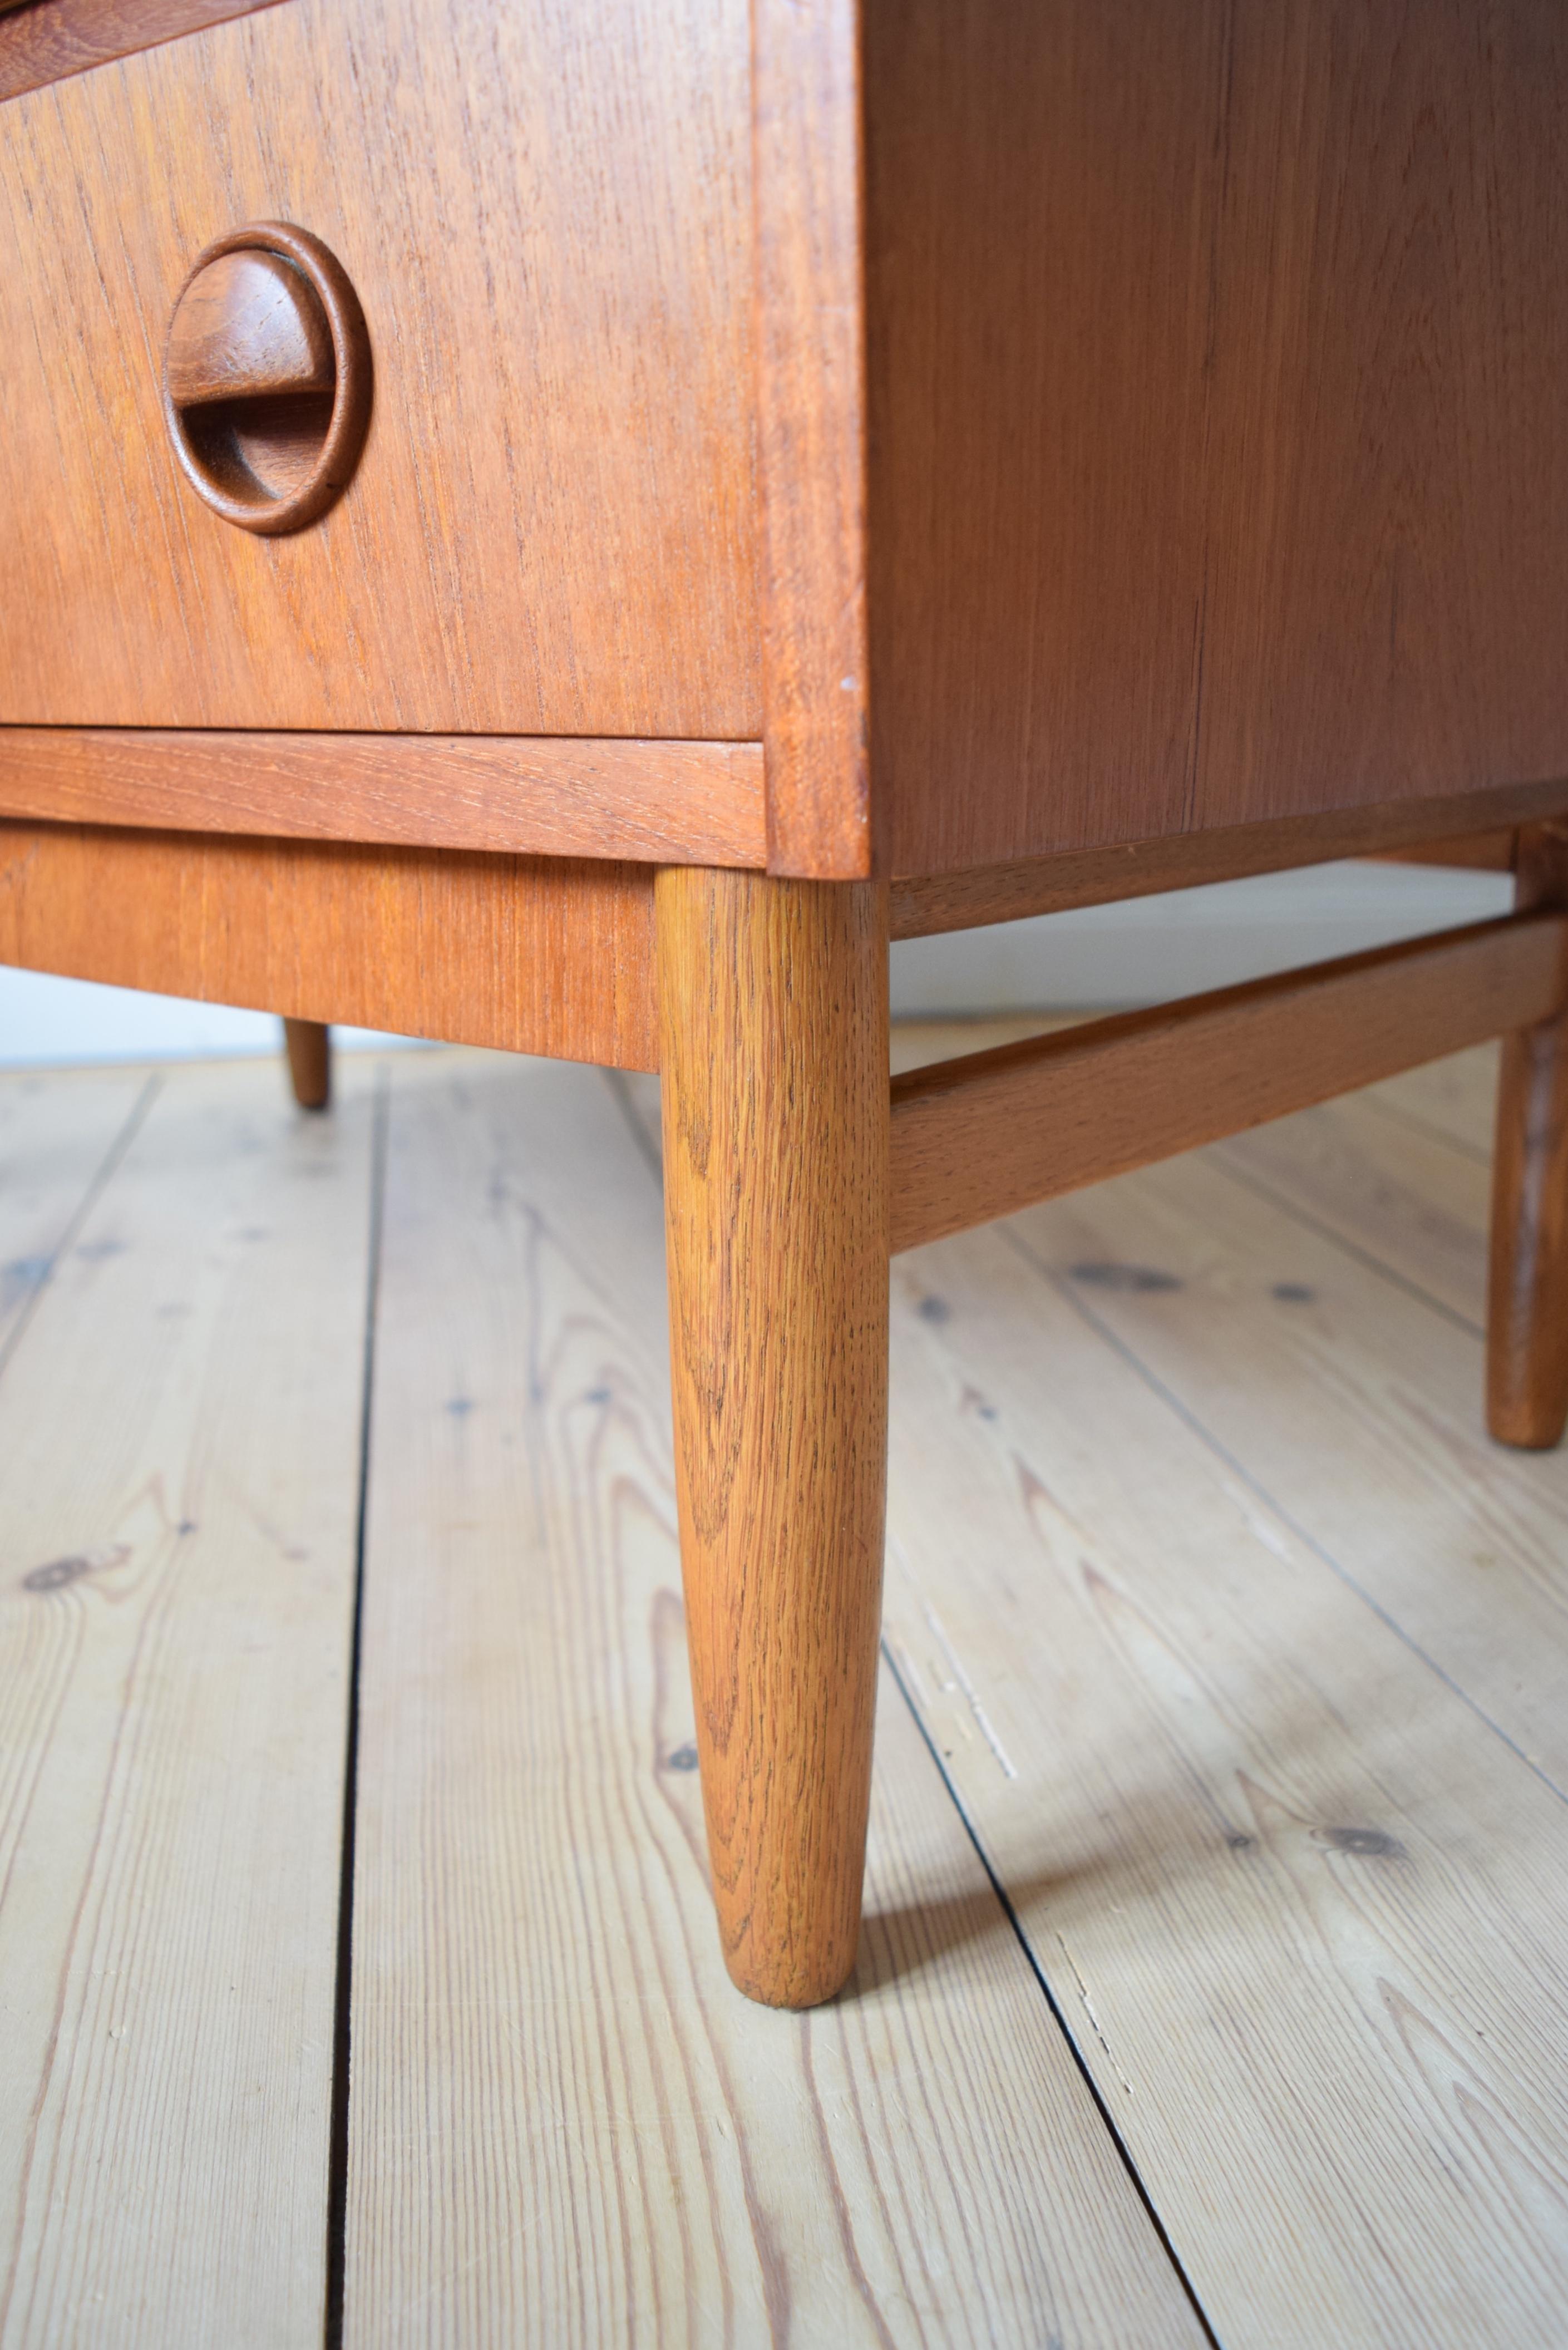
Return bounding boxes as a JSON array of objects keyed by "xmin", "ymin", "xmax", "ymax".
[{"xmin": 0, "ymin": 0, "xmax": 760, "ymax": 741}]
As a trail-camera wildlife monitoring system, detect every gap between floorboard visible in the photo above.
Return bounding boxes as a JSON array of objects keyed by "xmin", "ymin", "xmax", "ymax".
[{"xmin": 325, "ymin": 1065, "xmax": 391, "ymax": 2350}]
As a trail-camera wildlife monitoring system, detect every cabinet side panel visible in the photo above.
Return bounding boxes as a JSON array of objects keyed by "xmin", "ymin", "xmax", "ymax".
[
  {"xmin": 868, "ymin": 0, "xmax": 1568, "ymax": 877},
  {"xmin": 1195, "ymin": 2, "xmax": 1568, "ymax": 835},
  {"xmin": 866, "ymin": 0, "xmax": 1228, "ymax": 874}
]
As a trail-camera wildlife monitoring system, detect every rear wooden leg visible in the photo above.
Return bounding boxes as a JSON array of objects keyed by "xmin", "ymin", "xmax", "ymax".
[
  {"xmin": 1488, "ymin": 823, "xmax": 1568, "ymax": 1447},
  {"xmin": 655, "ymin": 867, "xmax": 889, "ymax": 2007},
  {"xmin": 282, "ymin": 1018, "xmax": 331, "ymax": 1111}
]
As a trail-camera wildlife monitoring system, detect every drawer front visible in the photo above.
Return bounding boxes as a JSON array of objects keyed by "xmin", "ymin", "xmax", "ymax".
[{"xmin": 0, "ymin": 0, "xmax": 760, "ymax": 737}]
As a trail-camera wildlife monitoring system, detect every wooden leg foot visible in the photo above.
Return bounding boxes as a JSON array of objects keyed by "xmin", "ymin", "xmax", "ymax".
[
  {"xmin": 655, "ymin": 867, "xmax": 890, "ymax": 2007},
  {"xmin": 1488, "ymin": 825, "xmax": 1568, "ymax": 1448},
  {"xmin": 282, "ymin": 1018, "xmax": 332, "ymax": 1111}
]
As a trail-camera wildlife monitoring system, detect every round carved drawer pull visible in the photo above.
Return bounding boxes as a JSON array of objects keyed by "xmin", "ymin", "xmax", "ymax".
[{"xmin": 163, "ymin": 222, "xmax": 371, "ymax": 535}]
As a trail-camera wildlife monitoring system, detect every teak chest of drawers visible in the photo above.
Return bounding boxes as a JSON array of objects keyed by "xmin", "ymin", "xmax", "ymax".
[{"xmin": 4, "ymin": 0, "xmax": 1567, "ymax": 2007}]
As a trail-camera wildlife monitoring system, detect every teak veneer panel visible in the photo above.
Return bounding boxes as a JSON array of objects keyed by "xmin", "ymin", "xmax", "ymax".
[
  {"xmin": 0, "ymin": 0, "xmax": 287, "ymax": 102},
  {"xmin": 867, "ymin": 0, "xmax": 1568, "ymax": 874},
  {"xmin": 890, "ymin": 913, "xmax": 1568, "ymax": 1252},
  {"xmin": 0, "ymin": 729, "xmax": 767, "ymax": 868},
  {"xmin": 0, "ymin": 0, "xmax": 758, "ymax": 740},
  {"xmin": 0, "ymin": 825, "xmax": 659, "ymax": 1071}
]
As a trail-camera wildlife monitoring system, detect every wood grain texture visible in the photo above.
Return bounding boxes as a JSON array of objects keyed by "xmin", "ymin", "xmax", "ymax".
[
  {"xmin": 735, "ymin": 1006, "xmax": 1493, "ymax": 1323},
  {"xmin": 0, "ymin": 824, "xmax": 660, "ymax": 1071},
  {"xmin": 165, "ymin": 249, "xmax": 333, "ymax": 408},
  {"xmin": 0, "ymin": 0, "xmax": 757, "ymax": 738},
  {"xmin": 162, "ymin": 223, "xmax": 372, "ymax": 536},
  {"xmin": 890, "ymin": 914, "xmax": 1568, "ymax": 1253},
  {"xmin": 898, "ymin": 1019, "xmax": 1498, "ymax": 1327},
  {"xmin": 344, "ymin": 1045, "xmax": 1204, "ymax": 2348},
  {"xmin": 752, "ymin": 0, "xmax": 871, "ymax": 876},
  {"xmin": 656, "ymin": 868, "xmax": 890, "ymax": 2003},
  {"xmin": 884, "ymin": 1194, "xmax": 1568, "ymax": 2346},
  {"xmin": 1489, "ymin": 824, "xmax": 1568, "ymax": 1447},
  {"xmin": 0, "ymin": 1058, "xmax": 373, "ymax": 2347},
  {"xmin": 889, "ymin": 784, "xmax": 1568, "ymax": 938},
  {"xmin": 0, "ymin": 0, "xmax": 286, "ymax": 102},
  {"xmin": 865, "ymin": 0, "xmax": 1568, "ymax": 876},
  {"xmin": 282, "ymin": 1016, "xmax": 329, "ymax": 1109},
  {"xmin": 0, "ymin": 729, "xmax": 767, "ymax": 868}
]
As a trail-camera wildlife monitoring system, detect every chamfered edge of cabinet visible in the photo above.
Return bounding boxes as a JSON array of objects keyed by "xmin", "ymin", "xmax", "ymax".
[
  {"xmin": 0, "ymin": 728, "xmax": 768, "ymax": 869},
  {"xmin": 0, "ymin": 0, "xmax": 289, "ymax": 104},
  {"xmin": 752, "ymin": 0, "xmax": 872, "ymax": 880}
]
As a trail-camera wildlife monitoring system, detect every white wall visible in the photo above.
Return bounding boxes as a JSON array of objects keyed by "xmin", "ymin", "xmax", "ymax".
[
  {"xmin": 0, "ymin": 858, "xmax": 1512, "ymax": 1065},
  {"xmin": 890, "ymin": 857, "xmax": 1511, "ymax": 1016},
  {"xmin": 0, "ymin": 969, "xmax": 423, "ymax": 1066}
]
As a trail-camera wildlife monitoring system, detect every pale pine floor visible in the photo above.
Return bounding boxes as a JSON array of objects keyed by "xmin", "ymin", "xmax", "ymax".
[{"xmin": 2, "ymin": 1026, "xmax": 1566, "ymax": 2348}]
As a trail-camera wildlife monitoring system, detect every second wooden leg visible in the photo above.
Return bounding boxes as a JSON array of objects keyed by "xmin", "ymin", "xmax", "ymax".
[
  {"xmin": 282, "ymin": 1018, "xmax": 332, "ymax": 1111},
  {"xmin": 1488, "ymin": 823, "xmax": 1568, "ymax": 1448},
  {"xmin": 655, "ymin": 866, "xmax": 889, "ymax": 2007}
]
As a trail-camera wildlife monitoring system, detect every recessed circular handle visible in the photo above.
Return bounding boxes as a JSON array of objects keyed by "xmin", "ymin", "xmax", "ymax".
[{"xmin": 163, "ymin": 222, "xmax": 371, "ymax": 536}]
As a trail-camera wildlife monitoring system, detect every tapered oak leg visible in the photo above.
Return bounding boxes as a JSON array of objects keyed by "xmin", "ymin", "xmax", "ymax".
[
  {"xmin": 282, "ymin": 1017, "xmax": 331, "ymax": 1110},
  {"xmin": 655, "ymin": 867, "xmax": 890, "ymax": 2007},
  {"xmin": 1488, "ymin": 822, "xmax": 1568, "ymax": 1447}
]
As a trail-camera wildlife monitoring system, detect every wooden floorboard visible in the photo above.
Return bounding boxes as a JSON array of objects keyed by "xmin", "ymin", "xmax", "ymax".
[
  {"xmin": 876, "ymin": 1045, "xmax": 1568, "ymax": 2348},
  {"xmin": 1214, "ymin": 1095, "xmax": 1491, "ymax": 1329},
  {"xmin": 343, "ymin": 1049, "xmax": 1206, "ymax": 2350},
  {"xmin": 5, "ymin": 1023, "xmax": 1567, "ymax": 2346},
  {"xmin": 1363, "ymin": 1041, "xmax": 1500, "ymax": 1158},
  {"xmin": 1207, "ymin": 1040, "xmax": 1502, "ymax": 1336},
  {"xmin": 0, "ymin": 1058, "xmax": 377, "ymax": 2349},
  {"xmin": 1019, "ymin": 1145, "xmax": 1568, "ymax": 1784},
  {"xmin": 0, "ymin": 1065, "xmax": 155, "ymax": 1364}
]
